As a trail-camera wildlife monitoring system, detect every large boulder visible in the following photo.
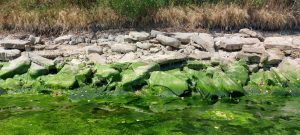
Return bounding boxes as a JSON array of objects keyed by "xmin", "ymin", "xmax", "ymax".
[
  {"xmin": 266, "ymin": 48, "xmax": 285, "ymax": 65},
  {"xmin": 236, "ymin": 44, "xmax": 267, "ymax": 64},
  {"xmin": 156, "ymin": 35, "xmax": 181, "ymax": 48},
  {"xmin": 149, "ymin": 71, "xmax": 188, "ymax": 96},
  {"xmin": 54, "ymin": 35, "xmax": 73, "ymax": 44},
  {"xmin": 119, "ymin": 63, "xmax": 160, "ymax": 90},
  {"xmin": 111, "ymin": 43, "xmax": 137, "ymax": 53},
  {"xmin": 150, "ymin": 30, "xmax": 165, "ymax": 38},
  {"xmin": 28, "ymin": 53, "xmax": 55, "ymax": 70},
  {"xmin": 219, "ymin": 37, "xmax": 260, "ymax": 51},
  {"xmin": 293, "ymin": 36, "xmax": 300, "ymax": 46},
  {"xmin": 142, "ymin": 52, "xmax": 187, "ymax": 64},
  {"xmin": 118, "ymin": 52, "xmax": 139, "ymax": 63},
  {"xmin": 188, "ymin": 51, "xmax": 212, "ymax": 60},
  {"xmin": 31, "ymin": 50, "xmax": 63, "ymax": 59},
  {"xmin": 85, "ymin": 45, "xmax": 103, "ymax": 55},
  {"xmin": 172, "ymin": 32, "xmax": 197, "ymax": 44},
  {"xmin": 239, "ymin": 28, "xmax": 264, "ymax": 41},
  {"xmin": 28, "ymin": 62, "xmax": 48, "ymax": 78},
  {"xmin": 41, "ymin": 65, "xmax": 79, "ymax": 89},
  {"xmin": 264, "ymin": 37, "xmax": 293, "ymax": 51},
  {"xmin": 87, "ymin": 53, "xmax": 107, "ymax": 64},
  {"xmin": 0, "ymin": 39, "xmax": 31, "ymax": 50},
  {"xmin": 129, "ymin": 31, "xmax": 150, "ymax": 41},
  {"xmin": 136, "ymin": 42, "xmax": 153, "ymax": 50},
  {"xmin": 0, "ymin": 48, "xmax": 21, "ymax": 61},
  {"xmin": 191, "ymin": 33, "xmax": 215, "ymax": 52},
  {"xmin": 0, "ymin": 55, "xmax": 31, "ymax": 79}
]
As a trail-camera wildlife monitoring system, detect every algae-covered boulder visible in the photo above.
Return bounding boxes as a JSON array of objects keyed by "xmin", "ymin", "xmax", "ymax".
[
  {"xmin": 224, "ymin": 61, "xmax": 249, "ymax": 86},
  {"xmin": 28, "ymin": 63, "xmax": 48, "ymax": 78},
  {"xmin": 41, "ymin": 65, "xmax": 79, "ymax": 89},
  {"xmin": 75, "ymin": 68, "xmax": 92, "ymax": 87},
  {"xmin": 92, "ymin": 64, "xmax": 120, "ymax": 86},
  {"xmin": 195, "ymin": 73, "xmax": 227, "ymax": 98},
  {"xmin": 185, "ymin": 60, "xmax": 209, "ymax": 70},
  {"xmin": 29, "ymin": 53, "xmax": 55, "ymax": 70},
  {"xmin": 0, "ymin": 55, "xmax": 31, "ymax": 79},
  {"xmin": 213, "ymin": 71, "xmax": 244, "ymax": 94},
  {"xmin": 119, "ymin": 63, "xmax": 160, "ymax": 91},
  {"xmin": 148, "ymin": 71, "xmax": 189, "ymax": 96}
]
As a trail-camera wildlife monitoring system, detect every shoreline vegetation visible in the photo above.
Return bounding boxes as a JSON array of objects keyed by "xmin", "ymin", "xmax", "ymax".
[{"xmin": 0, "ymin": 0, "xmax": 300, "ymax": 34}]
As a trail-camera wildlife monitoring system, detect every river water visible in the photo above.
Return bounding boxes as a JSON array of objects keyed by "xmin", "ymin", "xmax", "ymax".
[{"xmin": 0, "ymin": 94, "xmax": 299, "ymax": 135}]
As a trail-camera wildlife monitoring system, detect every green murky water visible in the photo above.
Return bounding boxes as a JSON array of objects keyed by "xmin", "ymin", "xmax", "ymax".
[{"xmin": 0, "ymin": 94, "xmax": 299, "ymax": 135}]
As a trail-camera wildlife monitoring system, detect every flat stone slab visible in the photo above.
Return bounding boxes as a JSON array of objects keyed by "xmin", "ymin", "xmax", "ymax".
[
  {"xmin": 29, "ymin": 53, "xmax": 55, "ymax": 69},
  {"xmin": 188, "ymin": 51, "xmax": 212, "ymax": 60},
  {"xmin": 0, "ymin": 55, "xmax": 31, "ymax": 79},
  {"xmin": 156, "ymin": 35, "xmax": 181, "ymax": 48},
  {"xmin": 172, "ymin": 32, "xmax": 197, "ymax": 44},
  {"xmin": 0, "ymin": 48, "xmax": 21, "ymax": 61},
  {"xmin": 293, "ymin": 36, "xmax": 300, "ymax": 46},
  {"xmin": 0, "ymin": 39, "xmax": 31, "ymax": 50},
  {"xmin": 111, "ymin": 43, "xmax": 137, "ymax": 53},
  {"xmin": 129, "ymin": 31, "xmax": 150, "ymax": 41},
  {"xmin": 142, "ymin": 52, "xmax": 187, "ymax": 64},
  {"xmin": 219, "ymin": 37, "xmax": 260, "ymax": 51},
  {"xmin": 264, "ymin": 37, "xmax": 293, "ymax": 50},
  {"xmin": 87, "ymin": 53, "xmax": 107, "ymax": 64},
  {"xmin": 191, "ymin": 33, "xmax": 215, "ymax": 52},
  {"xmin": 54, "ymin": 35, "xmax": 73, "ymax": 44}
]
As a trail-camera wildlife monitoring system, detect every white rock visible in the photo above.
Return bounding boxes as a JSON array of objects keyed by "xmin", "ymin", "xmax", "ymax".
[
  {"xmin": 0, "ymin": 48, "xmax": 21, "ymax": 61},
  {"xmin": 239, "ymin": 28, "xmax": 264, "ymax": 41},
  {"xmin": 266, "ymin": 48, "xmax": 285, "ymax": 65},
  {"xmin": 54, "ymin": 35, "xmax": 73, "ymax": 44},
  {"xmin": 156, "ymin": 35, "xmax": 181, "ymax": 48},
  {"xmin": 150, "ymin": 30, "xmax": 165, "ymax": 38},
  {"xmin": 28, "ymin": 53, "xmax": 55, "ymax": 69},
  {"xmin": 188, "ymin": 51, "xmax": 212, "ymax": 60},
  {"xmin": 172, "ymin": 32, "xmax": 197, "ymax": 44},
  {"xmin": 219, "ymin": 37, "xmax": 260, "ymax": 51},
  {"xmin": 136, "ymin": 42, "xmax": 153, "ymax": 50},
  {"xmin": 87, "ymin": 53, "xmax": 107, "ymax": 64},
  {"xmin": 191, "ymin": 33, "xmax": 215, "ymax": 52},
  {"xmin": 110, "ymin": 43, "xmax": 137, "ymax": 53},
  {"xmin": 0, "ymin": 39, "xmax": 31, "ymax": 50},
  {"xmin": 293, "ymin": 36, "xmax": 300, "ymax": 46},
  {"xmin": 264, "ymin": 37, "xmax": 293, "ymax": 50},
  {"xmin": 85, "ymin": 46, "xmax": 103, "ymax": 55},
  {"xmin": 129, "ymin": 31, "xmax": 150, "ymax": 41},
  {"xmin": 142, "ymin": 52, "xmax": 187, "ymax": 64},
  {"xmin": 118, "ymin": 52, "xmax": 139, "ymax": 63}
]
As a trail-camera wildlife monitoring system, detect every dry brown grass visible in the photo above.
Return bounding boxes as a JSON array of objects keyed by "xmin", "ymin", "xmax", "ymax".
[
  {"xmin": 154, "ymin": 4, "xmax": 298, "ymax": 31},
  {"xmin": 0, "ymin": 3, "xmax": 299, "ymax": 34}
]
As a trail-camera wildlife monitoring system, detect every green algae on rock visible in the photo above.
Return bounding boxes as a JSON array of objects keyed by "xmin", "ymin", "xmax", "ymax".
[
  {"xmin": 0, "ymin": 55, "xmax": 31, "ymax": 79},
  {"xmin": 40, "ymin": 65, "xmax": 79, "ymax": 89}
]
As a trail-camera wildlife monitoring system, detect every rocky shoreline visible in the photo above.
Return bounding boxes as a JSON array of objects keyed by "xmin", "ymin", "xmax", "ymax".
[{"xmin": 1, "ymin": 28, "xmax": 300, "ymax": 98}]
